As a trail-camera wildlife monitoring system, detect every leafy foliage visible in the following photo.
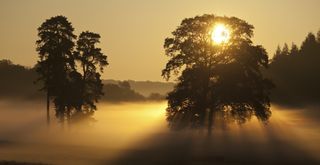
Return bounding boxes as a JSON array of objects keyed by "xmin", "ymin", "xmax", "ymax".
[{"xmin": 162, "ymin": 14, "xmax": 273, "ymax": 131}]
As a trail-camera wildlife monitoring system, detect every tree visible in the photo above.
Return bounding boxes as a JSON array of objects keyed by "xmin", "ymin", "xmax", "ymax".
[
  {"xmin": 273, "ymin": 45, "xmax": 282, "ymax": 60},
  {"xmin": 272, "ymin": 43, "xmax": 291, "ymax": 62},
  {"xmin": 300, "ymin": 32, "xmax": 319, "ymax": 56},
  {"xmin": 162, "ymin": 14, "xmax": 273, "ymax": 133},
  {"xmin": 282, "ymin": 43, "xmax": 290, "ymax": 56},
  {"xmin": 290, "ymin": 43, "xmax": 299, "ymax": 56},
  {"xmin": 73, "ymin": 31, "xmax": 108, "ymax": 119},
  {"xmin": 317, "ymin": 29, "xmax": 320, "ymax": 43},
  {"xmin": 36, "ymin": 15, "xmax": 76, "ymax": 125}
]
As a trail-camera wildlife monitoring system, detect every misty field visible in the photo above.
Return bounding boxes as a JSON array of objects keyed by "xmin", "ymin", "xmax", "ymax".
[{"xmin": 0, "ymin": 101, "xmax": 319, "ymax": 165}]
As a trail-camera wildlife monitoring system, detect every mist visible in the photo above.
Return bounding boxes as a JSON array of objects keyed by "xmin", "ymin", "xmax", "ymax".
[{"xmin": 0, "ymin": 101, "xmax": 319, "ymax": 165}]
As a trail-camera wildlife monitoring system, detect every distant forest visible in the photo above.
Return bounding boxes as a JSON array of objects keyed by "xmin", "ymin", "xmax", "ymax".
[
  {"xmin": 1, "ymin": 30, "xmax": 320, "ymax": 106},
  {"xmin": 0, "ymin": 59, "xmax": 171, "ymax": 102},
  {"xmin": 266, "ymin": 31, "xmax": 320, "ymax": 106}
]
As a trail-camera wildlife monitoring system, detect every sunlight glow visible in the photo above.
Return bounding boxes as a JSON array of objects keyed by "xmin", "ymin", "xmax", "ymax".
[{"xmin": 211, "ymin": 24, "xmax": 231, "ymax": 45}]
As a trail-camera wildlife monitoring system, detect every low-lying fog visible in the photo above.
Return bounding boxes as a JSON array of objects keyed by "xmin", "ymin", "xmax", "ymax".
[{"xmin": 0, "ymin": 101, "xmax": 319, "ymax": 165}]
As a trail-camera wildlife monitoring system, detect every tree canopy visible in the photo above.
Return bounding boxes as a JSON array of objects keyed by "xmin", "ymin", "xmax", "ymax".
[{"xmin": 162, "ymin": 14, "xmax": 273, "ymax": 132}]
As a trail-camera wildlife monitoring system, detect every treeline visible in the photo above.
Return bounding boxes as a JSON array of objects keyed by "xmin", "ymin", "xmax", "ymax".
[
  {"xmin": 102, "ymin": 81, "xmax": 165, "ymax": 102},
  {"xmin": 0, "ymin": 60, "xmax": 39, "ymax": 100},
  {"xmin": 266, "ymin": 30, "xmax": 320, "ymax": 106},
  {"xmin": 0, "ymin": 59, "xmax": 164, "ymax": 102},
  {"xmin": 104, "ymin": 79, "xmax": 174, "ymax": 97}
]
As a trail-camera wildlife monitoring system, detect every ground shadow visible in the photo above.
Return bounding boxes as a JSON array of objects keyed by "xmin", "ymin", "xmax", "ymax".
[{"xmin": 108, "ymin": 126, "xmax": 319, "ymax": 165}]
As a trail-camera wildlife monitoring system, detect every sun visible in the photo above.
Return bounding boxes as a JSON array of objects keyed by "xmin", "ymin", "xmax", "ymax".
[{"xmin": 211, "ymin": 24, "xmax": 231, "ymax": 45}]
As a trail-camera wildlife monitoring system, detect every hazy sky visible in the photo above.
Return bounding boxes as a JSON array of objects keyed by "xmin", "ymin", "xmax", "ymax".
[{"xmin": 1, "ymin": 0, "xmax": 320, "ymax": 81}]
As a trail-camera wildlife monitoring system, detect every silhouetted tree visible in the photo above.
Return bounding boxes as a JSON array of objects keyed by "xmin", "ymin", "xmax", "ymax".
[
  {"xmin": 282, "ymin": 43, "xmax": 290, "ymax": 56},
  {"xmin": 162, "ymin": 14, "xmax": 273, "ymax": 133},
  {"xmin": 35, "ymin": 15, "xmax": 76, "ymax": 125},
  {"xmin": 73, "ymin": 31, "xmax": 108, "ymax": 120},
  {"xmin": 273, "ymin": 45, "xmax": 282, "ymax": 60},
  {"xmin": 317, "ymin": 30, "xmax": 320, "ymax": 43},
  {"xmin": 290, "ymin": 43, "xmax": 299, "ymax": 56},
  {"xmin": 300, "ymin": 33, "xmax": 319, "ymax": 56}
]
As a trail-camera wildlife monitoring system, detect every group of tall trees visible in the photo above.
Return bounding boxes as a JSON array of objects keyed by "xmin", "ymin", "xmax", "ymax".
[
  {"xmin": 267, "ymin": 31, "xmax": 320, "ymax": 105},
  {"xmin": 162, "ymin": 15, "xmax": 273, "ymax": 133},
  {"xmin": 273, "ymin": 31, "xmax": 320, "ymax": 59},
  {"xmin": 35, "ymin": 16, "xmax": 108, "ymax": 125}
]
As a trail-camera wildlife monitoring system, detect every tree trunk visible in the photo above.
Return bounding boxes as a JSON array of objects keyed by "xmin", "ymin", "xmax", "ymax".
[
  {"xmin": 207, "ymin": 108, "xmax": 214, "ymax": 136},
  {"xmin": 67, "ymin": 107, "xmax": 71, "ymax": 130},
  {"xmin": 46, "ymin": 91, "xmax": 50, "ymax": 126}
]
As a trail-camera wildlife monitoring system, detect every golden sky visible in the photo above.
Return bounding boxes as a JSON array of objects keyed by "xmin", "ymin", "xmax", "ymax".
[{"xmin": 0, "ymin": 0, "xmax": 320, "ymax": 81}]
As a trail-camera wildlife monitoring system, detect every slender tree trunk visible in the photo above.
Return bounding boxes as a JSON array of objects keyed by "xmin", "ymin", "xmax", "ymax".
[
  {"xmin": 46, "ymin": 90, "xmax": 50, "ymax": 126},
  {"xmin": 203, "ymin": 68, "xmax": 213, "ymax": 136},
  {"xmin": 82, "ymin": 64, "xmax": 86, "ymax": 80},
  {"xmin": 207, "ymin": 108, "xmax": 214, "ymax": 136},
  {"xmin": 67, "ymin": 107, "xmax": 71, "ymax": 130},
  {"xmin": 59, "ymin": 106, "xmax": 65, "ymax": 131}
]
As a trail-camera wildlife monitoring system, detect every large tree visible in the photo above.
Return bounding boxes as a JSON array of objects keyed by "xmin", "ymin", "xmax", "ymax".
[
  {"xmin": 36, "ymin": 15, "xmax": 76, "ymax": 125},
  {"xmin": 162, "ymin": 14, "xmax": 273, "ymax": 133},
  {"xmin": 72, "ymin": 31, "xmax": 108, "ymax": 121},
  {"xmin": 300, "ymin": 32, "xmax": 319, "ymax": 56}
]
